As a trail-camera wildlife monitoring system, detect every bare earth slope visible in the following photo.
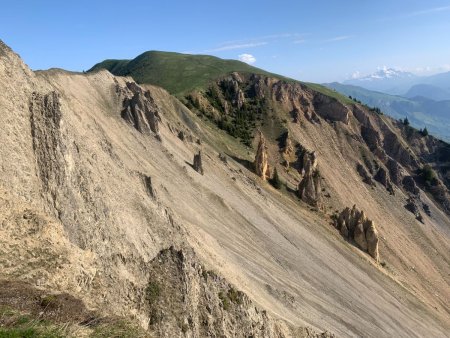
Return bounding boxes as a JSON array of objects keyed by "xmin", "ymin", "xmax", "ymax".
[{"xmin": 0, "ymin": 41, "xmax": 449, "ymax": 337}]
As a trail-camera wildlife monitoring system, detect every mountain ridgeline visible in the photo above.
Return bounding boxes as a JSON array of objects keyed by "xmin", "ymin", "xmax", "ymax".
[{"xmin": 1, "ymin": 42, "xmax": 449, "ymax": 338}]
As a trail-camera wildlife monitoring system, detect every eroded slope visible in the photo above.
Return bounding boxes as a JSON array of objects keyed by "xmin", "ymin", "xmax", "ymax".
[{"xmin": 0, "ymin": 41, "xmax": 449, "ymax": 337}]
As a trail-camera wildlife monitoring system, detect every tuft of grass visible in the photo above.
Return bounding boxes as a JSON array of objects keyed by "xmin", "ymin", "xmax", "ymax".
[
  {"xmin": 0, "ymin": 327, "xmax": 40, "ymax": 338},
  {"xmin": 218, "ymin": 291, "xmax": 230, "ymax": 311},
  {"xmin": 302, "ymin": 82, "xmax": 355, "ymax": 105},
  {"xmin": 90, "ymin": 319, "xmax": 148, "ymax": 338},
  {"xmin": 0, "ymin": 317, "xmax": 64, "ymax": 338},
  {"xmin": 39, "ymin": 295, "xmax": 57, "ymax": 308},
  {"xmin": 145, "ymin": 281, "xmax": 161, "ymax": 304},
  {"xmin": 227, "ymin": 287, "xmax": 244, "ymax": 305}
]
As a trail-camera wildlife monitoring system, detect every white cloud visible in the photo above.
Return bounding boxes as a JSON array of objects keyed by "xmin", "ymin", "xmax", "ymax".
[
  {"xmin": 207, "ymin": 41, "xmax": 267, "ymax": 52},
  {"xmin": 412, "ymin": 64, "xmax": 450, "ymax": 75},
  {"xmin": 325, "ymin": 35, "xmax": 352, "ymax": 42},
  {"xmin": 218, "ymin": 33, "xmax": 303, "ymax": 46},
  {"xmin": 238, "ymin": 53, "xmax": 256, "ymax": 64},
  {"xmin": 406, "ymin": 5, "xmax": 450, "ymax": 17},
  {"xmin": 206, "ymin": 33, "xmax": 307, "ymax": 53},
  {"xmin": 293, "ymin": 39, "xmax": 306, "ymax": 44},
  {"xmin": 379, "ymin": 5, "xmax": 450, "ymax": 22},
  {"xmin": 351, "ymin": 71, "xmax": 361, "ymax": 79}
]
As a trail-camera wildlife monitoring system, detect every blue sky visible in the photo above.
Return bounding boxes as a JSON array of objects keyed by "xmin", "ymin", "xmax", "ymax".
[{"xmin": 1, "ymin": 0, "xmax": 450, "ymax": 82}]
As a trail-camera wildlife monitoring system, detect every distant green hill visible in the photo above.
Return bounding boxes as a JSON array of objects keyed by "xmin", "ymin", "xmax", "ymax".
[
  {"xmin": 325, "ymin": 82, "xmax": 450, "ymax": 141},
  {"xmin": 89, "ymin": 51, "xmax": 284, "ymax": 96}
]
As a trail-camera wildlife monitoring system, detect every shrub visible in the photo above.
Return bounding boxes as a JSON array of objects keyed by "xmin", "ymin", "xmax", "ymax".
[
  {"xmin": 218, "ymin": 291, "xmax": 230, "ymax": 310},
  {"xmin": 146, "ymin": 281, "xmax": 161, "ymax": 304},
  {"xmin": 420, "ymin": 127, "xmax": 429, "ymax": 137},
  {"xmin": 227, "ymin": 287, "xmax": 244, "ymax": 305},
  {"xmin": 420, "ymin": 165, "xmax": 438, "ymax": 186},
  {"xmin": 40, "ymin": 295, "xmax": 57, "ymax": 308}
]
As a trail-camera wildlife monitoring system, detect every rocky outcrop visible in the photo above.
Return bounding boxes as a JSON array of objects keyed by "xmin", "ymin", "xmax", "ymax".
[
  {"xmin": 386, "ymin": 158, "xmax": 403, "ymax": 186},
  {"xmin": 121, "ymin": 82, "xmax": 161, "ymax": 138},
  {"xmin": 423, "ymin": 203, "xmax": 431, "ymax": 216},
  {"xmin": 312, "ymin": 94, "xmax": 349, "ymax": 124},
  {"xmin": 382, "ymin": 131, "xmax": 419, "ymax": 169},
  {"xmin": 282, "ymin": 132, "xmax": 295, "ymax": 168},
  {"xmin": 298, "ymin": 172, "xmax": 322, "ymax": 208},
  {"xmin": 335, "ymin": 206, "xmax": 379, "ymax": 261},
  {"xmin": 29, "ymin": 91, "xmax": 65, "ymax": 212},
  {"xmin": 428, "ymin": 184, "xmax": 450, "ymax": 214},
  {"xmin": 254, "ymin": 131, "xmax": 269, "ymax": 180},
  {"xmin": 405, "ymin": 197, "xmax": 420, "ymax": 216},
  {"xmin": 193, "ymin": 151, "xmax": 204, "ymax": 175},
  {"xmin": 219, "ymin": 74, "xmax": 246, "ymax": 110},
  {"xmin": 374, "ymin": 167, "xmax": 395, "ymax": 194},
  {"xmin": 402, "ymin": 176, "xmax": 420, "ymax": 196},
  {"xmin": 144, "ymin": 247, "xmax": 334, "ymax": 338},
  {"xmin": 140, "ymin": 173, "xmax": 156, "ymax": 199},
  {"xmin": 354, "ymin": 222, "xmax": 368, "ymax": 251},
  {"xmin": 361, "ymin": 125, "xmax": 382, "ymax": 152},
  {"xmin": 356, "ymin": 163, "xmax": 375, "ymax": 187},
  {"xmin": 292, "ymin": 107, "xmax": 300, "ymax": 123},
  {"xmin": 177, "ymin": 130, "xmax": 185, "ymax": 141},
  {"xmin": 365, "ymin": 220, "xmax": 380, "ymax": 260},
  {"xmin": 298, "ymin": 151, "xmax": 322, "ymax": 208},
  {"xmin": 404, "ymin": 197, "xmax": 425, "ymax": 223},
  {"xmin": 304, "ymin": 109, "xmax": 320, "ymax": 124}
]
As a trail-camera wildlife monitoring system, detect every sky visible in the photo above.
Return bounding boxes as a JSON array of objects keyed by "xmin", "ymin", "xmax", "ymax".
[{"xmin": 1, "ymin": 0, "xmax": 450, "ymax": 83}]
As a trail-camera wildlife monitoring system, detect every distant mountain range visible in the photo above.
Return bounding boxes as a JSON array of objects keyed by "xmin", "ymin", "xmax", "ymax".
[
  {"xmin": 344, "ymin": 67, "xmax": 450, "ymax": 100},
  {"xmin": 325, "ymin": 81, "xmax": 450, "ymax": 141},
  {"xmin": 326, "ymin": 68, "xmax": 450, "ymax": 141}
]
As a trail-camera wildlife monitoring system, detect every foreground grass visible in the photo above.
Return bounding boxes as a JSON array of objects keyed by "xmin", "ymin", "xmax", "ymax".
[{"xmin": 0, "ymin": 306, "xmax": 150, "ymax": 338}]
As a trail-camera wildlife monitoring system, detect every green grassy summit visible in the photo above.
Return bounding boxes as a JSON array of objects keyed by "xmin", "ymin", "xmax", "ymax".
[{"xmin": 90, "ymin": 51, "xmax": 282, "ymax": 96}]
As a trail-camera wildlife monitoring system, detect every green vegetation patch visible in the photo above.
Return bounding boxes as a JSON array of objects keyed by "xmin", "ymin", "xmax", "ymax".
[{"xmin": 145, "ymin": 281, "xmax": 161, "ymax": 304}]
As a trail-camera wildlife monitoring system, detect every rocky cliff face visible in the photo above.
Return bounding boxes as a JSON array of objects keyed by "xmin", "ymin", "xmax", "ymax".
[
  {"xmin": 190, "ymin": 71, "xmax": 449, "ymax": 215},
  {"xmin": 353, "ymin": 105, "xmax": 450, "ymax": 215},
  {"xmin": 29, "ymin": 91, "xmax": 66, "ymax": 214},
  {"xmin": 120, "ymin": 81, "xmax": 161, "ymax": 138}
]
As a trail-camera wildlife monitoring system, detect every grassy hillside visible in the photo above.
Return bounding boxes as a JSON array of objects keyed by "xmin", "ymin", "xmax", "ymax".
[
  {"xmin": 304, "ymin": 82, "xmax": 355, "ymax": 105},
  {"xmin": 89, "ymin": 51, "xmax": 284, "ymax": 95}
]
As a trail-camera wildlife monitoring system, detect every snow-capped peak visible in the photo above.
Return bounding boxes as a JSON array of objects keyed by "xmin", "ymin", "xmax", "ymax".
[{"xmin": 351, "ymin": 66, "xmax": 416, "ymax": 82}]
